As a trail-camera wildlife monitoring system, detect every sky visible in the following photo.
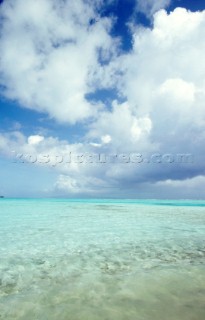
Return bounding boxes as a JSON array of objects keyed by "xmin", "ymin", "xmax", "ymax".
[{"xmin": 0, "ymin": 0, "xmax": 205, "ymax": 198}]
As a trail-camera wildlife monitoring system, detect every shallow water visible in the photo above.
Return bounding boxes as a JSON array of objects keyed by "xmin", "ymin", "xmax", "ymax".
[{"xmin": 0, "ymin": 199, "xmax": 205, "ymax": 320}]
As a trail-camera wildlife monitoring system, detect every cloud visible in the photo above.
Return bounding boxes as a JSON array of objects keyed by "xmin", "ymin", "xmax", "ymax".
[
  {"xmin": 101, "ymin": 134, "xmax": 112, "ymax": 144},
  {"xmin": 156, "ymin": 176, "xmax": 205, "ymax": 188},
  {"xmin": 28, "ymin": 135, "xmax": 44, "ymax": 145},
  {"xmin": 82, "ymin": 8, "xmax": 205, "ymax": 195},
  {"xmin": 107, "ymin": 8, "xmax": 205, "ymax": 152},
  {"xmin": 0, "ymin": 130, "xmax": 116, "ymax": 195},
  {"xmin": 87, "ymin": 101, "xmax": 153, "ymax": 152},
  {"xmin": 136, "ymin": 0, "xmax": 171, "ymax": 18},
  {"xmin": 54, "ymin": 174, "xmax": 110, "ymax": 195},
  {"xmin": 0, "ymin": 126, "xmax": 201, "ymax": 197},
  {"xmin": 1, "ymin": 6, "xmax": 205, "ymax": 197},
  {"xmin": 159, "ymin": 78, "xmax": 196, "ymax": 103},
  {"xmin": 0, "ymin": 0, "xmax": 116, "ymax": 123}
]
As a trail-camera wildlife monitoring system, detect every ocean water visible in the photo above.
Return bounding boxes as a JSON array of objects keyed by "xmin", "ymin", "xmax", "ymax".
[{"xmin": 0, "ymin": 199, "xmax": 205, "ymax": 320}]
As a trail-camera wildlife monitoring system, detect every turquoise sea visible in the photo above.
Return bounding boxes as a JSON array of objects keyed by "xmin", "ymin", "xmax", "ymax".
[{"xmin": 0, "ymin": 199, "xmax": 205, "ymax": 320}]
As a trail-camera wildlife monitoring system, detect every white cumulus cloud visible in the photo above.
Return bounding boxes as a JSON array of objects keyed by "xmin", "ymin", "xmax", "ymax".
[
  {"xmin": 0, "ymin": 0, "xmax": 116, "ymax": 123},
  {"xmin": 28, "ymin": 135, "xmax": 44, "ymax": 145},
  {"xmin": 136, "ymin": 0, "xmax": 171, "ymax": 17},
  {"xmin": 1, "ymin": 5, "xmax": 205, "ymax": 197}
]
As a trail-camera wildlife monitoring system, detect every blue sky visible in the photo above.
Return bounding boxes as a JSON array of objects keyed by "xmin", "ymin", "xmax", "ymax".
[{"xmin": 0, "ymin": 0, "xmax": 205, "ymax": 198}]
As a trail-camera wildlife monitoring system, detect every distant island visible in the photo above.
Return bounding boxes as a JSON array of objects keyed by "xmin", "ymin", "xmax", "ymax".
[{"xmin": 0, "ymin": 196, "xmax": 4, "ymax": 198}]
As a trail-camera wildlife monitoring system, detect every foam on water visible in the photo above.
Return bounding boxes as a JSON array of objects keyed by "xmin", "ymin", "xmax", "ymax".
[{"xmin": 0, "ymin": 199, "xmax": 205, "ymax": 319}]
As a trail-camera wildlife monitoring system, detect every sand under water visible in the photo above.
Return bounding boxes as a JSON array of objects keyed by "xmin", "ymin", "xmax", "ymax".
[{"xmin": 0, "ymin": 199, "xmax": 205, "ymax": 320}]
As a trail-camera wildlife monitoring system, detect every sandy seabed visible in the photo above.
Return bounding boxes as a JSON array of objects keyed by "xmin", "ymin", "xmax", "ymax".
[{"xmin": 0, "ymin": 199, "xmax": 205, "ymax": 320}]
